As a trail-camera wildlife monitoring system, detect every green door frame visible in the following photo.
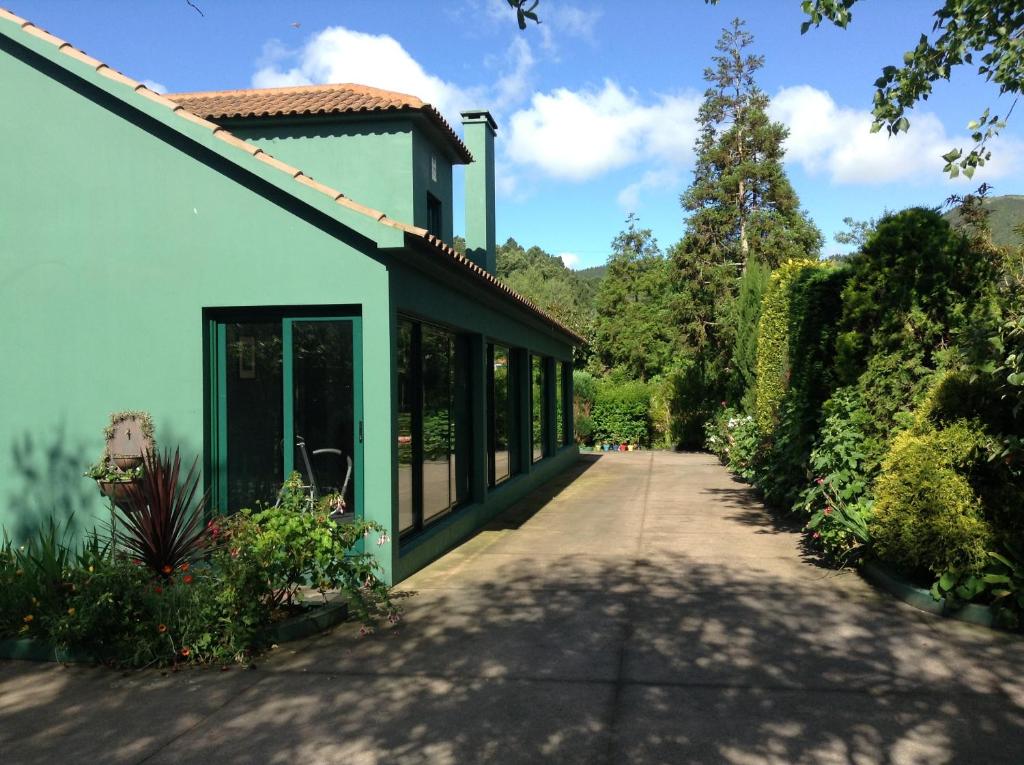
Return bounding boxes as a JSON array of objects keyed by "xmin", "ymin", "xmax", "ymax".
[{"xmin": 206, "ymin": 312, "xmax": 364, "ymax": 520}]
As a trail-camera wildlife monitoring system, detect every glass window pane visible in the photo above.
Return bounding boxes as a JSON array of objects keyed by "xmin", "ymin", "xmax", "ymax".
[
  {"xmin": 562, "ymin": 362, "xmax": 573, "ymax": 446},
  {"xmin": 422, "ymin": 325, "xmax": 453, "ymax": 521},
  {"xmin": 225, "ymin": 322, "xmax": 283, "ymax": 511},
  {"xmin": 291, "ymin": 320, "xmax": 356, "ymax": 512},
  {"xmin": 397, "ymin": 320, "xmax": 415, "ymax": 533},
  {"xmin": 490, "ymin": 345, "xmax": 511, "ymax": 485},
  {"xmin": 532, "ymin": 355, "xmax": 545, "ymax": 462},
  {"xmin": 555, "ymin": 361, "xmax": 564, "ymax": 447}
]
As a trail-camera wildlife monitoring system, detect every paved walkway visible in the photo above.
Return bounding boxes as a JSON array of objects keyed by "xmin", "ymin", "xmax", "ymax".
[{"xmin": 2, "ymin": 452, "xmax": 1023, "ymax": 764}]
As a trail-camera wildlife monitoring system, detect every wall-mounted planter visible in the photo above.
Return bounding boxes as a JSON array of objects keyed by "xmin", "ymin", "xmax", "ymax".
[
  {"xmin": 861, "ymin": 560, "xmax": 998, "ymax": 629},
  {"xmin": 96, "ymin": 479, "xmax": 140, "ymax": 507},
  {"xmin": 111, "ymin": 454, "xmax": 143, "ymax": 471}
]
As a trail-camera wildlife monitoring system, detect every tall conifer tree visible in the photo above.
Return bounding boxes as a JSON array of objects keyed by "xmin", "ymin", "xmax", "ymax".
[{"xmin": 671, "ymin": 18, "xmax": 822, "ymax": 405}]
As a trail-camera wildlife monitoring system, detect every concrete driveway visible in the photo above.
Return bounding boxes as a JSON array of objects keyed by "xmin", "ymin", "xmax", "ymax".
[{"xmin": 2, "ymin": 452, "xmax": 1023, "ymax": 764}]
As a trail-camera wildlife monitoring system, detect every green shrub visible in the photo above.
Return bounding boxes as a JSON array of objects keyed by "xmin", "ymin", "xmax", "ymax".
[
  {"xmin": 870, "ymin": 423, "xmax": 995, "ymax": 576},
  {"xmin": 836, "ymin": 208, "xmax": 995, "ymax": 383},
  {"xmin": 591, "ymin": 379, "xmax": 651, "ymax": 445}
]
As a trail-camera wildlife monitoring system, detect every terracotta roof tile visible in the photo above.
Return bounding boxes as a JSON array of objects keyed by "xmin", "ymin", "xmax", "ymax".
[
  {"xmin": 294, "ymin": 172, "xmax": 343, "ymax": 199},
  {"xmin": 167, "ymin": 83, "xmax": 472, "ymax": 164},
  {"xmin": 0, "ymin": 9, "xmax": 581, "ymax": 344}
]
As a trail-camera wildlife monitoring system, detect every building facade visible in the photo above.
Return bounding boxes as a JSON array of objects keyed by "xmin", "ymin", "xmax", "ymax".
[{"xmin": 0, "ymin": 10, "xmax": 579, "ymax": 583}]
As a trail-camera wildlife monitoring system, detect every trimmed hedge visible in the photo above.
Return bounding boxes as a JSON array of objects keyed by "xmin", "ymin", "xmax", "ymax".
[
  {"xmin": 754, "ymin": 259, "xmax": 820, "ymax": 433},
  {"xmin": 592, "ymin": 379, "xmax": 651, "ymax": 445}
]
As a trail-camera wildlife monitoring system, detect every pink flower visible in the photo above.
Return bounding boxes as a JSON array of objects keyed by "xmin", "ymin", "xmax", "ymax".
[
  {"xmin": 815, "ymin": 478, "xmax": 825, "ymax": 485},
  {"xmin": 824, "ymin": 506, "xmax": 833, "ymax": 516},
  {"xmin": 812, "ymin": 531, "xmax": 821, "ymax": 540}
]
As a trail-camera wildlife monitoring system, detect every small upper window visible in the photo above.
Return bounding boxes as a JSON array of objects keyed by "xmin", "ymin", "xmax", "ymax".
[
  {"xmin": 431, "ymin": 155, "xmax": 438, "ymax": 182},
  {"xmin": 427, "ymin": 193, "xmax": 442, "ymax": 237}
]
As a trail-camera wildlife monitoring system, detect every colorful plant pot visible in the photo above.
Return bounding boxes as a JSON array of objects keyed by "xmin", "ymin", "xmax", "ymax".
[
  {"xmin": 619, "ymin": 443, "xmax": 627, "ymax": 452},
  {"xmin": 628, "ymin": 444, "xmax": 636, "ymax": 451}
]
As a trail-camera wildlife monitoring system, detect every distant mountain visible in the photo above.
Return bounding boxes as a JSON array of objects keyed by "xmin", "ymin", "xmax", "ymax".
[{"xmin": 944, "ymin": 194, "xmax": 1024, "ymax": 248}]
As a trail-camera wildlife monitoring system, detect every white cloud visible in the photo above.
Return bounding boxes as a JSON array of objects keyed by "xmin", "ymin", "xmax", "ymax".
[
  {"xmin": 252, "ymin": 27, "xmax": 479, "ymax": 121},
  {"xmin": 505, "ymin": 81, "xmax": 700, "ymax": 181},
  {"xmin": 617, "ymin": 168, "xmax": 682, "ymax": 211},
  {"xmin": 142, "ymin": 79, "xmax": 167, "ymax": 94},
  {"xmin": 252, "ymin": 26, "xmax": 540, "ymax": 126},
  {"xmin": 492, "ymin": 36, "xmax": 535, "ymax": 111},
  {"xmin": 770, "ymin": 84, "xmax": 1022, "ymax": 185},
  {"xmin": 558, "ymin": 252, "xmax": 581, "ymax": 269}
]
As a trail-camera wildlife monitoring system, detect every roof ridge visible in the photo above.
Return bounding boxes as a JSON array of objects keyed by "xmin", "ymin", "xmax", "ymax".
[
  {"xmin": 0, "ymin": 7, "xmax": 582, "ymax": 344},
  {"xmin": 167, "ymin": 82, "xmax": 426, "ymax": 108}
]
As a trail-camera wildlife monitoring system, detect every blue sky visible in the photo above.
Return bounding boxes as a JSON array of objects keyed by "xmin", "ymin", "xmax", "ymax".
[{"xmin": 13, "ymin": 0, "xmax": 1024, "ymax": 268}]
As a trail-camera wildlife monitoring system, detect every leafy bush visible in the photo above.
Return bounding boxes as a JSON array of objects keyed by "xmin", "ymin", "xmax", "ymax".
[
  {"xmin": 836, "ymin": 208, "xmax": 995, "ymax": 383},
  {"xmin": 574, "ymin": 414, "xmax": 594, "ymax": 445},
  {"xmin": 870, "ymin": 423, "xmax": 995, "ymax": 576},
  {"xmin": 591, "ymin": 379, "xmax": 651, "ymax": 445},
  {"xmin": 704, "ymin": 406, "xmax": 761, "ymax": 481},
  {"xmin": 1, "ymin": 472, "xmax": 398, "ymax": 666}
]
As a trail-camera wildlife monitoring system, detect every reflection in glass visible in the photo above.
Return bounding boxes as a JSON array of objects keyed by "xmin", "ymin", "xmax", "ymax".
[
  {"xmin": 532, "ymin": 355, "xmax": 545, "ymax": 462},
  {"xmin": 397, "ymin": 320, "xmax": 415, "ymax": 533},
  {"xmin": 225, "ymin": 322, "xmax": 282, "ymax": 511},
  {"xmin": 291, "ymin": 321, "xmax": 356, "ymax": 512},
  {"xmin": 422, "ymin": 325, "xmax": 453, "ymax": 522},
  {"xmin": 489, "ymin": 345, "xmax": 511, "ymax": 485}
]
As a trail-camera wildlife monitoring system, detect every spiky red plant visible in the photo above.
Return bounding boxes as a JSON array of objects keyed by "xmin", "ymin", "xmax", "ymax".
[{"xmin": 117, "ymin": 448, "xmax": 208, "ymax": 577}]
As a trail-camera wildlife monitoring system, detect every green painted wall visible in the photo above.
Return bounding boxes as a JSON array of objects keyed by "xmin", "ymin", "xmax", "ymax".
[
  {"xmin": 410, "ymin": 125, "xmax": 454, "ymax": 242},
  {"xmin": 0, "ymin": 31, "xmax": 398, "ymax": 579},
  {"xmin": 229, "ymin": 119, "xmax": 454, "ymax": 245}
]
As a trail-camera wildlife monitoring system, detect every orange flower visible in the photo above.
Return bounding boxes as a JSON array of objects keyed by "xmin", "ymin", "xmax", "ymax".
[
  {"xmin": 180, "ymin": 646, "xmax": 191, "ymax": 657},
  {"xmin": 161, "ymin": 565, "xmax": 172, "ymax": 575},
  {"xmin": 158, "ymin": 624, "xmax": 167, "ymax": 633},
  {"xmin": 179, "ymin": 562, "xmax": 190, "ymax": 572},
  {"xmin": 22, "ymin": 614, "xmax": 33, "ymax": 623},
  {"xmin": 183, "ymin": 574, "xmax": 193, "ymax": 585},
  {"xmin": 153, "ymin": 585, "xmax": 163, "ymax": 595}
]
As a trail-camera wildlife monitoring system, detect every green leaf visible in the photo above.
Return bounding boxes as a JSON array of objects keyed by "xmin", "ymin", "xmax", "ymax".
[{"xmin": 939, "ymin": 570, "xmax": 958, "ymax": 589}]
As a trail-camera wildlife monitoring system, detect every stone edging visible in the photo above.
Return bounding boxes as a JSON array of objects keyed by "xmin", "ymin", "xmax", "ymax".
[
  {"xmin": 0, "ymin": 599, "xmax": 350, "ymax": 664},
  {"xmin": 861, "ymin": 560, "xmax": 996, "ymax": 629}
]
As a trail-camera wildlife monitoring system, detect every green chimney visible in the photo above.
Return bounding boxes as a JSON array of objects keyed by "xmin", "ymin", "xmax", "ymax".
[{"xmin": 461, "ymin": 110, "xmax": 497, "ymax": 274}]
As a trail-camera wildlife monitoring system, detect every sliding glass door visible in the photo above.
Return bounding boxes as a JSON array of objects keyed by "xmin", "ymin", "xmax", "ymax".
[
  {"xmin": 210, "ymin": 314, "xmax": 362, "ymax": 517},
  {"xmin": 397, "ymin": 317, "xmax": 471, "ymax": 536}
]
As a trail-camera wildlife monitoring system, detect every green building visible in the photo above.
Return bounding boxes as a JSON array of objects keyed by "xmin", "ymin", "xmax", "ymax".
[{"xmin": 0, "ymin": 10, "xmax": 581, "ymax": 584}]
